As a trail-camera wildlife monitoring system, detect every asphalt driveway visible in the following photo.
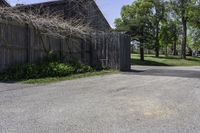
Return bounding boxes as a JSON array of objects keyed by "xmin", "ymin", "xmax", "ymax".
[{"xmin": 0, "ymin": 66, "xmax": 200, "ymax": 133}]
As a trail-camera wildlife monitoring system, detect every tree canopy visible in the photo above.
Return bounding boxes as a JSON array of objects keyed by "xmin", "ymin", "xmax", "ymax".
[{"xmin": 115, "ymin": 0, "xmax": 200, "ymax": 60}]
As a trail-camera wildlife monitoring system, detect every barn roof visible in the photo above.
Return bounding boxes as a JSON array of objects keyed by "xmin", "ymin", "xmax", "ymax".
[
  {"xmin": 15, "ymin": 0, "xmax": 66, "ymax": 7},
  {"xmin": 0, "ymin": 0, "xmax": 10, "ymax": 6},
  {"xmin": 14, "ymin": 0, "xmax": 111, "ymax": 29}
]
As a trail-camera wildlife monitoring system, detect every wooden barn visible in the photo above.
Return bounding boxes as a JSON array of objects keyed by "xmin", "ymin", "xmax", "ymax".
[
  {"xmin": 0, "ymin": 0, "xmax": 111, "ymax": 31},
  {"xmin": 0, "ymin": 0, "xmax": 131, "ymax": 71},
  {"xmin": 0, "ymin": 0, "xmax": 10, "ymax": 6}
]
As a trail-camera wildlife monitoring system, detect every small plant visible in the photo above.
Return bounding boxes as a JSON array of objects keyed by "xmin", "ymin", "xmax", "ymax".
[
  {"xmin": 72, "ymin": 63, "xmax": 94, "ymax": 73},
  {"xmin": 0, "ymin": 62, "xmax": 94, "ymax": 81}
]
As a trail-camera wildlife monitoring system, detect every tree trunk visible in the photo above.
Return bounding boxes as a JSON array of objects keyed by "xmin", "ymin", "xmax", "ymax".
[
  {"xmin": 165, "ymin": 45, "xmax": 168, "ymax": 57},
  {"xmin": 155, "ymin": 40, "xmax": 160, "ymax": 57},
  {"xmin": 155, "ymin": 23, "xmax": 160, "ymax": 57},
  {"xmin": 187, "ymin": 47, "xmax": 192, "ymax": 56},
  {"xmin": 173, "ymin": 39, "xmax": 177, "ymax": 55},
  {"xmin": 181, "ymin": 17, "xmax": 187, "ymax": 59},
  {"xmin": 140, "ymin": 43, "xmax": 144, "ymax": 61}
]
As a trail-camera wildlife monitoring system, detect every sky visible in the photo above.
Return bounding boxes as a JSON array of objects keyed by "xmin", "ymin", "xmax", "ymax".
[{"xmin": 7, "ymin": 0, "xmax": 133, "ymax": 27}]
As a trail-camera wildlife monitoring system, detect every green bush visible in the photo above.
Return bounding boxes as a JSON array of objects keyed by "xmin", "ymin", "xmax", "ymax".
[
  {"xmin": 0, "ymin": 62, "xmax": 94, "ymax": 81},
  {"xmin": 72, "ymin": 63, "xmax": 94, "ymax": 73}
]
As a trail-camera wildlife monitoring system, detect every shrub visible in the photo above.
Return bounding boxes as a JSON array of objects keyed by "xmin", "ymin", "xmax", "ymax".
[
  {"xmin": 0, "ymin": 62, "xmax": 94, "ymax": 81},
  {"xmin": 72, "ymin": 63, "xmax": 94, "ymax": 73}
]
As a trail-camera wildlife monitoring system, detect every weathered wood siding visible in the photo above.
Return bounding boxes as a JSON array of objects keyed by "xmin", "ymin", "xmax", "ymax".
[
  {"xmin": 91, "ymin": 33, "xmax": 131, "ymax": 70},
  {"xmin": 0, "ymin": 21, "xmax": 130, "ymax": 71}
]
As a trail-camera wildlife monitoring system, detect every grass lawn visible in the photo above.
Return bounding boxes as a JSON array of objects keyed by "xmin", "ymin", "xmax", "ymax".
[
  {"xmin": 22, "ymin": 70, "xmax": 118, "ymax": 84},
  {"xmin": 131, "ymin": 54, "xmax": 200, "ymax": 66}
]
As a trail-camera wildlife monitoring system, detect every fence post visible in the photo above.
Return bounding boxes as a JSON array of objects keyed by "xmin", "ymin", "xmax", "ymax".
[
  {"xmin": 81, "ymin": 38, "xmax": 85, "ymax": 63},
  {"xmin": 26, "ymin": 24, "xmax": 32, "ymax": 63},
  {"xmin": 60, "ymin": 38, "xmax": 64, "ymax": 61},
  {"xmin": 89, "ymin": 35, "xmax": 93, "ymax": 67},
  {"xmin": 119, "ymin": 33, "xmax": 131, "ymax": 71}
]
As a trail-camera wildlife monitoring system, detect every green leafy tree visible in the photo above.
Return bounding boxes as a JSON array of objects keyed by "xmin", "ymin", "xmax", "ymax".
[
  {"xmin": 115, "ymin": 0, "xmax": 154, "ymax": 61},
  {"xmin": 151, "ymin": 0, "xmax": 166, "ymax": 57},
  {"xmin": 187, "ymin": 1, "xmax": 200, "ymax": 54},
  {"xmin": 115, "ymin": 0, "xmax": 200, "ymax": 60},
  {"xmin": 170, "ymin": 0, "xmax": 196, "ymax": 59},
  {"xmin": 160, "ymin": 23, "xmax": 171, "ymax": 56},
  {"xmin": 160, "ymin": 20, "xmax": 180, "ymax": 56},
  {"xmin": 189, "ymin": 28, "xmax": 200, "ymax": 50}
]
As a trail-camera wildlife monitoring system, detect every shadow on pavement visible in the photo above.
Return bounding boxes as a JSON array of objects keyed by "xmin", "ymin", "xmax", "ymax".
[
  {"xmin": 131, "ymin": 58, "xmax": 171, "ymax": 66},
  {"xmin": 0, "ymin": 81, "xmax": 17, "ymax": 84},
  {"xmin": 124, "ymin": 68, "xmax": 200, "ymax": 79}
]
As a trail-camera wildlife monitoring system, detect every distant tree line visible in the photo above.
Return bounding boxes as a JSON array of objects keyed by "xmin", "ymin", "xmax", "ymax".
[{"xmin": 115, "ymin": 0, "xmax": 200, "ymax": 60}]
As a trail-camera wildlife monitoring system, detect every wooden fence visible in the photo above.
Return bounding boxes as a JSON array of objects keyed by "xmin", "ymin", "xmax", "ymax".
[{"xmin": 0, "ymin": 21, "xmax": 130, "ymax": 71}]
